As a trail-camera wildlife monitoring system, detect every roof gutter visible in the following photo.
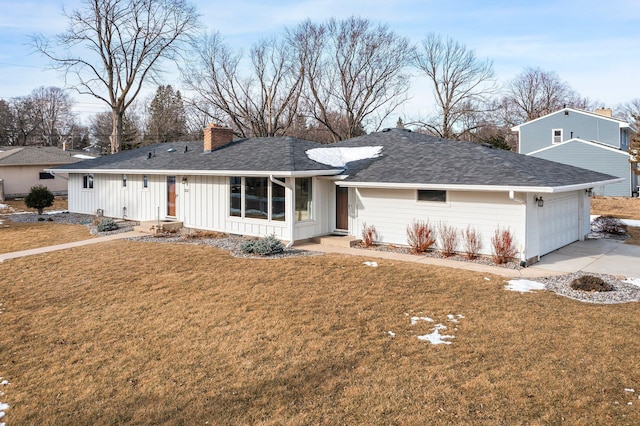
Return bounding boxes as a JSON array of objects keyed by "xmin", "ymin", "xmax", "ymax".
[
  {"xmin": 44, "ymin": 168, "xmax": 343, "ymax": 177},
  {"xmin": 335, "ymin": 178, "xmax": 625, "ymax": 193}
]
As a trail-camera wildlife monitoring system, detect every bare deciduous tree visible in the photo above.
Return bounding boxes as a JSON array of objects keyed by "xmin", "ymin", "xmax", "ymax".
[
  {"xmin": 30, "ymin": 86, "xmax": 76, "ymax": 147},
  {"xmin": 183, "ymin": 33, "xmax": 304, "ymax": 138},
  {"xmin": 289, "ymin": 16, "xmax": 413, "ymax": 142},
  {"xmin": 412, "ymin": 33, "xmax": 496, "ymax": 140},
  {"xmin": 502, "ymin": 67, "xmax": 591, "ymax": 125},
  {"xmin": 617, "ymin": 99, "xmax": 640, "ymax": 175},
  {"xmin": 33, "ymin": 0, "xmax": 199, "ymax": 153}
]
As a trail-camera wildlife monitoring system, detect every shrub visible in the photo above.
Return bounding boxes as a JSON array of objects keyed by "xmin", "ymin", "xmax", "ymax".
[
  {"xmin": 462, "ymin": 225, "xmax": 482, "ymax": 260},
  {"xmin": 24, "ymin": 185, "xmax": 54, "ymax": 215},
  {"xmin": 406, "ymin": 219, "xmax": 436, "ymax": 254},
  {"xmin": 570, "ymin": 275, "xmax": 613, "ymax": 292},
  {"xmin": 591, "ymin": 216, "xmax": 627, "ymax": 235},
  {"xmin": 438, "ymin": 222, "xmax": 458, "ymax": 257},
  {"xmin": 97, "ymin": 218, "xmax": 119, "ymax": 232},
  {"xmin": 491, "ymin": 227, "xmax": 517, "ymax": 264},
  {"xmin": 240, "ymin": 235, "xmax": 284, "ymax": 256},
  {"xmin": 181, "ymin": 230, "xmax": 228, "ymax": 240},
  {"xmin": 361, "ymin": 223, "xmax": 377, "ymax": 248}
]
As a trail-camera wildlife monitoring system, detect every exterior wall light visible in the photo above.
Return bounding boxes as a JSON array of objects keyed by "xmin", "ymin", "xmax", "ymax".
[
  {"xmin": 586, "ymin": 188, "xmax": 593, "ymax": 197},
  {"xmin": 535, "ymin": 196, "xmax": 544, "ymax": 207},
  {"xmin": 182, "ymin": 177, "xmax": 188, "ymax": 185}
]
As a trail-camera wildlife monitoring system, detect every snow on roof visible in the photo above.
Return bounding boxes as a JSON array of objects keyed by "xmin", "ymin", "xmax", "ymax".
[
  {"xmin": 73, "ymin": 154, "xmax": 96, "ymax": 159},
  {"xmin": 306, "ymin": 146, "xmax": 382, "ymax": 168}
]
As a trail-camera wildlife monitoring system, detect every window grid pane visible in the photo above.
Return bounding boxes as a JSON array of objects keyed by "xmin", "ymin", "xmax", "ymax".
[{"xmin": 295, "ymin": 178, "xmax": 312, "ymax": 221}]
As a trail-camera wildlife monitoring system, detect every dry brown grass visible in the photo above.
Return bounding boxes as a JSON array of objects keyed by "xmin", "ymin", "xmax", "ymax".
[
  {"xmin": 0, "ymin": 197, "xmax": 68, "ymax": 214},
  {"xmin": 591, "ymin": 196, "xmax": 640, "ymax": 219},
  {"xmin": 0, "ymin": 221, "xmax": 93, "ymax": 254},
  {"xmin": 627, "ymin": 227, "xmax": 640, "ymax": 246},
  {"xmin": 1, "ymin": 240, "xmax": 639, "ymax": 424}
]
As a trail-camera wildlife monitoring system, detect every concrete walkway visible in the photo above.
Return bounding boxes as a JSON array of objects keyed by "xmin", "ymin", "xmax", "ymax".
[{"xmin": 0, "ymin": 230, "xmax": 144, "ymax": 262}]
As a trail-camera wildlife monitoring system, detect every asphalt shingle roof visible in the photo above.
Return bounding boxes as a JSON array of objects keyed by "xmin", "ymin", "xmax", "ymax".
[
  {"xmin": 0, "ymin": 146, "xmax": 84, "ymax": 166},
  {"xmin": 54, "ymin": 129, "xmax": 618, "ymax": 189},
  {"xmin": 332, "ymin": 129, "xmax": 618, "ymax": 188},
  {"xmin": 54, "ymin": 137, "xmax": 338, "ymax": 173}
]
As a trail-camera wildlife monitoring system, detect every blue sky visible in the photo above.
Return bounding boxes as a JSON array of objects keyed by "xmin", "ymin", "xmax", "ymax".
[{"xmin": 0, "ymin": 0, "xmax": 638, "ymax": 124}]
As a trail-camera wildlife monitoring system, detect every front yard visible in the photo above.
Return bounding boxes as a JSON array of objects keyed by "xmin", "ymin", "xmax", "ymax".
[{"xmin": 0, "ymin": 240, "xmax": 639, "ymax": 424}]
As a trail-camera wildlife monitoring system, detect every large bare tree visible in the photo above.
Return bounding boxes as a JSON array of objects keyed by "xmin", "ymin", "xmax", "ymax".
[
  {"xmin": 502, "ymin": 67, "xmax": 591, "ymax": 126},
  {"xmin": 30, "ymin": 86, "xmax": 76, "ymax": 147},
  {"xmin": 33, "ymin": 0, "xmax": 199, "ymax": 153},
  {"xmin": 412, "ymin": 33, "xmax": 496, "ymax": 140},
  {"xmin": 182, "ymin": 33, "xmax": 304, "ymax": 138},
  {"xmin": 288, "ymin": 17, "xmax": 413, "ymax": 142}
]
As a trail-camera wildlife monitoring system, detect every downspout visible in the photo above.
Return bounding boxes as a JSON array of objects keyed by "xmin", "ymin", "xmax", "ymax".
[
  {"xmin": 270, "ymin": 175, "xmax": 294, "ymax": 247},
  {"xmin": 508, "ymin": 191, "xmax": 528, "ymax": 267}
]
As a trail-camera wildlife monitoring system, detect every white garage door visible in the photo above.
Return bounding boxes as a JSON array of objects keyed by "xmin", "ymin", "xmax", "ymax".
[{"xmin": 539, "ymin": 194, "xmax": 580, "ymax": 256}]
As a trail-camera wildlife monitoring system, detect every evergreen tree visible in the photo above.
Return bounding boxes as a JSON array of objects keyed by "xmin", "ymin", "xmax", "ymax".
[{"xmin": 146, "ymin": 85, "xmax": 187, "ymax": 143}]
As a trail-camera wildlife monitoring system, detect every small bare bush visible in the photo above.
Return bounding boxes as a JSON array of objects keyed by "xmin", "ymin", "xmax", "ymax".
[
  {"xmin": 570, "ymin": 275, "xmax": 613, "ymax": 292},
  {"xmin": 406, "ymin": 219, "xmax": 436, "ymax": 254},
  {"xmin": 438, "ymin": 222, "xmax": 458, "ymax": 257},
  {"xmin": 463, "ymin": 225, "xmax": 482, "ymax": 260},
  {"xmin": 181, "ymin": 230, "xmax": 228, "ymax": 240},
  {"xmin": 491, "ymin": 227, "xmax": 517, "ymax": 265},
  {"xmin": 361, "ymin": 223, "xmax": 377, "ymax": 247},
  {"xmin": 591, "ymin": 216, "xmax": 627, "ymax": 235}
]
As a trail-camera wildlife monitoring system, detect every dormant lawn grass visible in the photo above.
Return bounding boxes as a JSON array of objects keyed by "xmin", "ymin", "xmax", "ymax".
[
  {"xmin": 1, "ymin": 240, "xmax": 640, "ymax": 424},
  {"xmin": 591, "ymin": 196, "xmax": 640, "ymax": 219},
  {"xmin": 0, "ymin": 197, "xmax": 68, "ymax": 214},
  {"xmin": 0, "ymin": 222, "xmax": 93, "ymax": 254}
]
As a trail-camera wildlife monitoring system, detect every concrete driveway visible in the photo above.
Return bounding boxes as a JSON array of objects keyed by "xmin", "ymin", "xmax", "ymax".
[{"xmin": 531, "ymin": 239, "xmax": 640, "ymax": 277}]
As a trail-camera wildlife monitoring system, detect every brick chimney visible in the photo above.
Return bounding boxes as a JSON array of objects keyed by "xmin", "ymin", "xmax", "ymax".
[
  {"xmin": 594, "ymin": 107, "xmax": 612, "ymax": 118},
  {"xmin": 203, "ymin": 124, "xmax": 234, "ymax": 152}
]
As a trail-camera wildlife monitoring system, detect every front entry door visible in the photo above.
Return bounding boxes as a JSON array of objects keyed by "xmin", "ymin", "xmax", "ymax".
[
  {"xmin": 167, "ymin": 176, "xmax": 176, "ymax": 217},
  {"xmin": 335, "ymin": 186, "xmax": 348, "ymax": 231}
]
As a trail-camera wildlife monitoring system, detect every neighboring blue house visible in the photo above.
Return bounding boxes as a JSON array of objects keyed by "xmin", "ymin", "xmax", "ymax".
[{"xmin": 512, "ymin": 107, "xmax": 638, "ymax": 197}]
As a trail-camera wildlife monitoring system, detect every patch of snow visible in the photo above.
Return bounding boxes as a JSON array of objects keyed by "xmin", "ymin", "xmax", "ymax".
[
  {"xmin": 624, "ymin": 278, "xmax": 640, "ymax": 287},
  {"xmin": 410, "ymin": 316, "xmax": 434, "ymax": 325},
  {"xmin": 0, "ymin": 381, "xmax": 8, "ymax": 386},
  {"xmin": 625, "ymin": 388, "xmax": 635, "ymax": 393},
  {"xmin": 363, "ymin": 261, "xmax": 378, "ymax": 267},
  {"xmin": 591, "ymin": 215, "xmax": 640, "ymax": 228},
  {"xmin": 447, "ymin": 314, "xmax": 464, "ymax": 323},
  {"xmin": 484, "ymin": 277, "xmax": 491, "ymax": 281},
  {"xmin": 306, "ymin": 146, "xmax": 383, "ymax": 168},
  {"xmin": 388, "ymin": 331, "xmax": 395, "ymax": 337},
  {"xmin": 0, "ymin": 204, "xmax": 7, "ymax": 209},
  {"xmin": 417, "ymin": 324, "xmax": 455, "ymax": 345},
  {"xmin": 505, "ymin": 279, "xmax": 546, "ymax": 293},
  {"xmin": 44, "ymin": 210, "xmax": 69, "ymax": 215},
  {"xmin": 73, "ymin": 154, "xmax": 95, "ymax": 159}
]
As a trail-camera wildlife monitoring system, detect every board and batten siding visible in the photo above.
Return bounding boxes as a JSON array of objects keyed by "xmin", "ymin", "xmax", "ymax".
[
  {"xmin": 352, "ymin": 188, "xmax": 526, "ymax": 257},
  {"xmin": 519, "ymin": 110, "xmax": 622, "ymax": 154},
  {"xmin": 530, "ymin": 141, "xmax": 631, "ymax": 196},
  {"xmin": 68, "ymin": 173, "xmax": 334, "ymax": 242}
]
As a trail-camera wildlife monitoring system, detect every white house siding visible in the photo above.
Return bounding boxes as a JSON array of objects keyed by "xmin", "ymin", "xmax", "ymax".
[
  {"xmin": 293, "ymin": 178, "xmax": 334, "ymax": 240},
  {"xmin": 352, "ymin": 188, "xmax": 525, "ymax": 257}
]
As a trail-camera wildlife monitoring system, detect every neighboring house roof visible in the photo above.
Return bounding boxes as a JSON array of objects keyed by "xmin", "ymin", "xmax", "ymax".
[
  {"xmin": 527, "ymin": 138, "xmax": 632, "ymax": 157},
  {"xmin": 0, "ymin": 146, "xmax": 86, "ymax": 166},
  {"xmin": 328, "ymin": 129, "xmax": 621, "ymax": 192},
  {"xmin": 52, "ymin": 129, "xmax": 622, "ymax": 193},
  {"xmin": 53, "ymin": 137, "xmax": 342, "ymax": 176},
  {"xmin": 511, "ymin": 107, "xmax": 635, "ymax": 132}
]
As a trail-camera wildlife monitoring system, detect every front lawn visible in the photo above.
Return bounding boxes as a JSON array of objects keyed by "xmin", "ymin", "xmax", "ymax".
[
  {"xmin": 591, "ymin": 196, "xmax": 640, "ymax": 219},
  {"xmin": 0, "ymin": 240, "xmax": 639, "ymax": 424},
  {"xmin": 0, "ymin": 222, "xmax": 94, "ymax": 254}
]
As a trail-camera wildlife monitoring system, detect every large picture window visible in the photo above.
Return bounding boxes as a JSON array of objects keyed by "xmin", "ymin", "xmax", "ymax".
[
  {"xmin": 272, "ymin": 178, "xmax": 285, "ymax": 221},
  {"xmin": 245, "ymin": 177, "xmax": 268, "ymax": 219},
  {"xmin": 230, "ymin": 176, "xmax": 242, "ymax": 217},
  {"xmin": 295, "ymin": 177, "xmax": 312, "ymax": 221}
]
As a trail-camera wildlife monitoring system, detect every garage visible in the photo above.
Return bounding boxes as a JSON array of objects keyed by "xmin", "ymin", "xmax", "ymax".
[{"xmin": 539, "ymin": 193, "xmax": 580, "ymax": 256}]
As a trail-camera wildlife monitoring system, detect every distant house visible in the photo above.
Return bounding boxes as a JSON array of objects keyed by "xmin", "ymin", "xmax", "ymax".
[
  {"xmin": 512, "ymin": 107, "xmax": 638, "ymax": 196},
  {"xmin": 53, "ymin": 126, "xmax": 621, "ymax": 263},
  {"xmin": 0, "ymin": 146, "xmax": 92, "ymax": 199}
]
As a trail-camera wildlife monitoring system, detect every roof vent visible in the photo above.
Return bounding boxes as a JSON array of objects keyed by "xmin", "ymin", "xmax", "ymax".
[
  {"xmin": 147, "ymin": 152, "xmax": 152, "ymax": 159},
  {"xmin": 184, "ymin": 146, "xmax": 188, "ymax": 153},
  {"xmin": 382, "ymin": 128, "xmax": 391, "ymax": 132},
  {"xmin": 482, "ymin": 143, "xmax": 493, "ymax": 148}
]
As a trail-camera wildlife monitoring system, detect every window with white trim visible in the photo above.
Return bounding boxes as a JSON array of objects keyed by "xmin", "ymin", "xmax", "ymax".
[
  {"xmin": 552, "ymin": 129, "xmax": 563, "ymax": 144},
  {"xmin": 229, "ymin": 176, "xmax": 286, "ymax": 221},
  {"xmin": 295, "ymin": 177, "xmax": 313, "ymax": 221},
  {"xmin": 82, "ymin": 174, "xmax": 94, "ymax": 189},
  {"xmin": 39, "ymin": 172, "xmax": 54, "ymax": 180}
]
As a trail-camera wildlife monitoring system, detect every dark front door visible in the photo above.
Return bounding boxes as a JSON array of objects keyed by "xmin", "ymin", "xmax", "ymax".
[
  {"xmin": 335, "ymin": 186, "xmax": 348, "ymax": 231},
  {"xmin": 167, "ymin": 176, "xmax": 176, "ymax": 216}
]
